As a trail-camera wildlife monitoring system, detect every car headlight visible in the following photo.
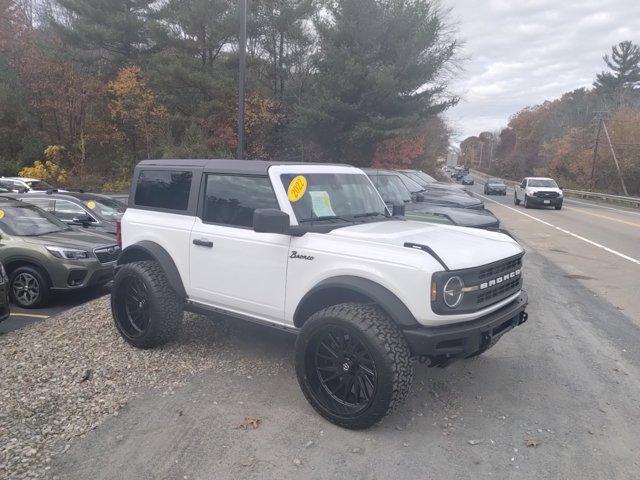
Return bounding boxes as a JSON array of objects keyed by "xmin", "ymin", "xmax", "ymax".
[
  {"xmin": 45, "ymin": 245, "xmax": 90, "ymax": 260},
  {"xmin": 443, "ymin": 276, "xmax": 464, "ymax": 308}
]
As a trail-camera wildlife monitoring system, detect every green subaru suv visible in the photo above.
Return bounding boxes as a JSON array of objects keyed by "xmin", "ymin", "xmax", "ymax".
[{"xmin": 0, "ymin": 197, "xmax": 120, "ymax": 308}]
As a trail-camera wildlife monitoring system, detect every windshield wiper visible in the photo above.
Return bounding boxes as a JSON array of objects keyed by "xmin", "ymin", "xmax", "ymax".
[
  {"xmin": 299, "ymin": 215, "xmax": 353, "ymax": 223},
  {"xmin": 353, "ymin": 211, "xmax": 389, "ymax": 219}
]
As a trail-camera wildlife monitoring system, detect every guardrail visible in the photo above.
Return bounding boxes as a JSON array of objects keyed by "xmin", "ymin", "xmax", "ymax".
[{"xmin": 469, "ymin": 169, "xmax": 640, "ymax": 209}]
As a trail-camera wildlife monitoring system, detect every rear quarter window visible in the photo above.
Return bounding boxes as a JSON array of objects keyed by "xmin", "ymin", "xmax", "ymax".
[{"xmin": 134, "ymin": 170, "xmax": 193, "ymax": 211}]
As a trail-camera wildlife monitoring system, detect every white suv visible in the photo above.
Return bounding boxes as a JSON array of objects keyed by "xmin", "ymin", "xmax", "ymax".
[
  {"xmin": 111, "ymin": 159, "xmax": 529, "ymax": 429},
  {"xmin": 514, "ymin": 177, "xmax": 563, "ymax": 210}
]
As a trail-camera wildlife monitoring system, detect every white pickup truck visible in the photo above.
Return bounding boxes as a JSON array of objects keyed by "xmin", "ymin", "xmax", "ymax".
[{"xmin": 111, "ymin": 159, "xmax": 529, "ymax": 429}]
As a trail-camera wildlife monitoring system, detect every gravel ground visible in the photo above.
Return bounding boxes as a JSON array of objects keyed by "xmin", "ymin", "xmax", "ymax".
[{"xmin": 0, "ymin": 297, "xmax": 286, "ymax": 480}]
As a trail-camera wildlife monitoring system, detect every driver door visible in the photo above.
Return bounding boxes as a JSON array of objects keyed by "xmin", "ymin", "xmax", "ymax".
[{"xmin": 188, "ymin": 173, "xmax": 290, "ymax": 324}]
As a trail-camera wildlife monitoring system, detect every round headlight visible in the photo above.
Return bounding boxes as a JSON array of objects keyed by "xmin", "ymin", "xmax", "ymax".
[{"xmin": 443, "ymin": 276, "xmax": 464, "ymax": 308}]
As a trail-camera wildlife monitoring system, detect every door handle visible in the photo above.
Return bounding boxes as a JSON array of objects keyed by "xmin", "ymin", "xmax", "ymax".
[{"xmin": 192, "ymin": 239, "xmax": 213, "ymax": 248}]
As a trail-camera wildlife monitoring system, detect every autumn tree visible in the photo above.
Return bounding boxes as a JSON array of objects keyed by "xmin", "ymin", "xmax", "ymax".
[{"xmin": 107, "ymin": 65, "xmax": 168, "ymax": 166}]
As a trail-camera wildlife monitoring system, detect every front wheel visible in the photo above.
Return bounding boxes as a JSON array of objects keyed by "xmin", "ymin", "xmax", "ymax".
[
  {"xmin": 111, "ymin": 261, "xmax": 183, "ymax": 348},
  {"xmin": 555, "ymin": 203, "xmax": 563, "ymax": 210},
  {"xmin": 524, "ymin": 195, "xmax": 531, "ymax": 208},
  {"xmin": 295, "ymin": 303, "xmax": 413, "ymax": 430},
  {"xmin": 9, "ymin": 265, "xmax": 50, "ymax": 308},
  {"xmin": 514, "ymin": 194, "xmax": 521, "ymax": 205}
]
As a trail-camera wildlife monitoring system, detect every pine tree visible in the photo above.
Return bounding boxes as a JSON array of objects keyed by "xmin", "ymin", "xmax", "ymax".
[
  {"xmin": 293, "ymin": 0, "xmax": 459, "ymax": 165},
  {"xmin": 594, "ymin": 41, "xmax": 640, "ymax": 107},
  {"xmin": 52, "ymin": 0, "xmax": 157, "ymax": 75}
]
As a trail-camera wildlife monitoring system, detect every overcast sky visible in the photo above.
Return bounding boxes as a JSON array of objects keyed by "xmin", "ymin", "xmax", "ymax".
[{"xmin": 444, "ymin": 0, "xmax": 640, "ymax": 143}]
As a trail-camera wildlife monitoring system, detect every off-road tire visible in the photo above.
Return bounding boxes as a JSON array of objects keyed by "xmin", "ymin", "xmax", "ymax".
[
  {"xmin": 9, "ymin": 265, "xmax": 50, "ymax": 308},
  {"xmin": 514, "ymin": 194, "xmax": 520, "ymax": 205},
  {"xmin": 295, "ymin": 302, "xmax": 414, "ymax": 430},
  {"xmin": 111, "ymin": 261, "xmax": 183, "ymax": 349}
]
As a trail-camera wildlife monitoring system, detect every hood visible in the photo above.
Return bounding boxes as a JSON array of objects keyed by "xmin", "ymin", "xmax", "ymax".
[
  {"xmin": 21, "ymin": 228, "xmax": 117, "ymax": 249},
  {"xmin": 405, "ymin": 204, "xmax": 499, "ymax": 228},
  {"xmin": 328, "ymin": 220, "xmax": 522, "ymax": 270},
  {"xmin": 420, "ymin": 189, "xmax": 483, "ymax": 208}
]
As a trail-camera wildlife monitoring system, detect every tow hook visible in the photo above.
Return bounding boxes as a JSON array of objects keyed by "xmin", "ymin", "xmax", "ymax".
[{"xmin": 518, "ymin": 311, "xmax": 529, "ymax": 325}]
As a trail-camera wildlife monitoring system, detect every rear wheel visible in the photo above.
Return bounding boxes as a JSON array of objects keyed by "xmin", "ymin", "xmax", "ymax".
[
  {"xmin": 111, "ymin": 261, "xmax": 183, "ymax": 348},
  {"xmin": 295, "ymin": 303, "xmax": 413, "ymax": 430},
  {"xmin": 9, "ymin": 266, "xmax": 50, "ymax": 308}
]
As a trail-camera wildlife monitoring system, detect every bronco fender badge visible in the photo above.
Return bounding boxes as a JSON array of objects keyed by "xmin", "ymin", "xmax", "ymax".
[{"xmin": 290, "ymin": 251, "xmax": 314, "ymax": 261}]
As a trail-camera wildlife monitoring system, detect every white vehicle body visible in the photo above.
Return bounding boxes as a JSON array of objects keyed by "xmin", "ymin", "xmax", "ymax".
[
  {"xmin": 0, "ymin": 177, "xmax": 67, "ymax": 193},
  {"xmin": 120, "ymin": 161, "xmax": 525, "ymax": 330},
  {"xmin": 515, "ymin": 177, "xmax": 563, "ymax": 207}
]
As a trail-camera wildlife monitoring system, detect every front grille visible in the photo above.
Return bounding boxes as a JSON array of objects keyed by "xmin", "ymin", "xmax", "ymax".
[
  {"xmin": 94, "ymin": 245, "xmax": 121, "ymax": 264},
  {"xmin": 478, "ymin": 256, "xmax": 522, "ymax": 280},
  {"xmin": 534, "ymin": 191, "xmax": 559, "ymax": 198},
  {"xmin": 431, "ymin": 252, "xmax": 524, "ymax": 314}
]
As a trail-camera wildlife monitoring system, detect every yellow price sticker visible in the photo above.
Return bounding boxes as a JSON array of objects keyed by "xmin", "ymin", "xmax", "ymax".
[
  {"xmin": 0, "ymin": 209, "xmax": 4, "ymax": 219},
  {"xmin": 287, "ymin": 176, "xmax": 307, "ymax": 202},
  {"xmin": 86, "ymin": 201, "xmax": 96, "ymax": 210}
]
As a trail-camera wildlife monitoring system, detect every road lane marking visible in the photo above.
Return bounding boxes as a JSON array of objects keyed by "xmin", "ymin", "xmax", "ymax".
[
  {"xmin": 564, "ymin": 207, "xmax": 640, "ymax": 228},
  {"xmin": 10, "ymin": 313, "xmax": 50, "ymax": 319},
  {"xmin": 477, "ymin": 192, "xmax": 640, "ymax": 266}
]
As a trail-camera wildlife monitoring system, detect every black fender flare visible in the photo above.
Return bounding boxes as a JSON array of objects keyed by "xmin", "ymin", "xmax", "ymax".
[
  {"xmin": 118, "ymin": 241, "xmax": 186, "ymax": 298},
  {"xmin": 294, "ymin": 275, "xmax": 418, "ymax": 328}
]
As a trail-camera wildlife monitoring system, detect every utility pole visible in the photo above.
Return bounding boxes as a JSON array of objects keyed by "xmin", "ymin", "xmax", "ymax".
[
  {"xmin": 590, "ymin": 113, "xmax": 604, "ymax": 190},
  {"xmin": 602, "ymin": 120, "xmax": 629, "ymax": 196},
  {"xmin": 236, "ymin": 0, "xmax": 247, "ymax": 160}
]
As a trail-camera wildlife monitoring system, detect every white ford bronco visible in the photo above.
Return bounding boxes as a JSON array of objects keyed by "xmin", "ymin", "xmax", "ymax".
[{"xmin": 111, "ymin": 159, "xmax": 528, "ymax": 429}]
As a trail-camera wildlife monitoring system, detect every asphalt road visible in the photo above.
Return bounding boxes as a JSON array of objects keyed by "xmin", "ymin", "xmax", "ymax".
[
  {"xmin": 50, "ymin": 184, "xmax": 640, "ymax": 479},
  {"xmin": 0, "ymin": 285, "xmax": 110, "ymax": 335},
  {"xmin": 467, "ymin": 181, "xmax": 640, "ymax": 323}
]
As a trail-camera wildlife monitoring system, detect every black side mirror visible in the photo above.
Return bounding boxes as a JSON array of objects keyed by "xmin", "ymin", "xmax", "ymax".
[
  {"xmin": 392, "ymin": 203, "xmax": 405, "ymax": 217},
  {"xmin": 253, "ymin": 208, "xmax": 290, "ymax": 234},
  {"xmin": 414, "ymin": 193, "xmax": 425, "ymax": 202},
  {"xmin": 72, "ymin": 215, "xmax": 94, "ymax": 226}
]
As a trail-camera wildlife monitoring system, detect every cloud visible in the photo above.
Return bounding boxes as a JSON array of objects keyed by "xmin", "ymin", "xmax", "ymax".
[{"xmin": 444, "ymin": 0, "xmax": 640, "ymax": 140}]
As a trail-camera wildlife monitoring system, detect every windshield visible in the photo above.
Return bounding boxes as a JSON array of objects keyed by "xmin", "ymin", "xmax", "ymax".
[
  {"xmin": 528, "ymin": 179, "xmax": 558, "ymax": 188},
  {"xmin": 368, "ymin": 174, "xmax": 412, "ymax": 204},
  {"xmin": 86, "ymin": 198, "xmax": 126, "ymax": 221},
  {"xmin": 488, "ymin": 179, "xmax": 503, "ymax": 185},
  {"xmin": 281, "ymin": 173, "xmax": 388, "ymax": 223},
  {"xmin": 396, "ymin": 173, "xmax": 425, "ymax": 194},
  {"xmin": 26, "ymin": 180, "xmax": 54, "ymax": 191},
  {"xmin": 0, "ymin": 203, "xmax": 71, "ymax": 236},
  {"xmin": 401, "ymin": 171, "xmax": 429, "ymax": 188},
  {"xmin": 412, "ymin": 171, "xmax": 436, "ymax": 183}
]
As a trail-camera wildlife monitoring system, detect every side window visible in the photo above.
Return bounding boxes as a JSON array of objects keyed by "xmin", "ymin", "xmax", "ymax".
[
  {"xmin": 54, "ymin": 200, "xmax": 90, "ymax": 221},
  {"xmin": 134, "ymin": 170, "xmax": 193, "ymax": 211},
  {"xmin": 23, "ymin": 198, "xmax": 53, "ymax": 212},
  {"xmin": 203, "ymin": 175, "xmax": 278, "ymax": 228}
]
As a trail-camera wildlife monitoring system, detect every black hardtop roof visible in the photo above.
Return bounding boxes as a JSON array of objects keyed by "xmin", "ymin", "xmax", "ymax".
[{"xmin": 135, "ymin": 159, "xmax": 349, "ymax": 175}]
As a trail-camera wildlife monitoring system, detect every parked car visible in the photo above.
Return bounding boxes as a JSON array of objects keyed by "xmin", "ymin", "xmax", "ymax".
[
  {"xmin": 7, "ymin": 191, "xmax": 126, "ymax": 235},
  {"xmin": 514, "ymin": 177, "xmax": 563, "ymax": 210},
  {"xmin": 461, "ymin": 175, "xmax": 474, "ymax": 185},
  {"xmin": 0, "ymin": 262, "xmax": 10, "ymax": 322},
  {"xmin": 0, "ymin": 197, "xmax": 120, "ymax": 307},
  {"xmin": 0, "ymin": 177, "xmax": 66, "ymax": 193},
  {"xmin": 395, "ymin": 171, "xmax": 484, "ymax": 209},
  {"xmin": 484, "ymin": 178, "xmax": 507, "ymax": 195},
  {"xmin": 112, "ymin": 159, "xmax": 528, "ymax": 429},
  {"xmin": 364, "ymin": 169, "xmax": 500, "ymax": 230},
  {"xmin": 400, "ymin": 169, "xmax": 466, "ymax": 191}
]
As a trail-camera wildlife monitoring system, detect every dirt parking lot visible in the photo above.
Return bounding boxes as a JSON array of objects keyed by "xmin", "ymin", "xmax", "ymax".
[{"xmin": 1, "ymin": 245, "xmax": 640, "ymax": 480}]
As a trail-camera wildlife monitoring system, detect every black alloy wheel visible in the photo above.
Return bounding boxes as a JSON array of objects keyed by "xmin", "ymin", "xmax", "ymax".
[
  {"xmin": 120, "ymin": 276, "xmax": 150, "ymax": 338},
  {"xmin": 306, "ymin": 324, "xmax": 378, "ymax": 416}
]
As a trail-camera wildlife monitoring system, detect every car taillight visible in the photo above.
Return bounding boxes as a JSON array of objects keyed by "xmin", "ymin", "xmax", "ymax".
[{"xmin": 116, "ymin": 220, "xmax": 122, "ymax": 247}]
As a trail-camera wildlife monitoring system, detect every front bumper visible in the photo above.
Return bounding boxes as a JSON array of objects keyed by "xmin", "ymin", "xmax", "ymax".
[
  {"xmin": 527, "ymin": 195, "xmax": 562, "ymax": 206},
  {"xmin": 402, "ymin": 290, "xmax": 528, "ymax": 363},
  {"xmin": 486, "ymin": 187, "xmax": 506, "ymax": 194},
  {"xmin": 49, "ymin": 261, "xmax": 115, "ymax": 291}
]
